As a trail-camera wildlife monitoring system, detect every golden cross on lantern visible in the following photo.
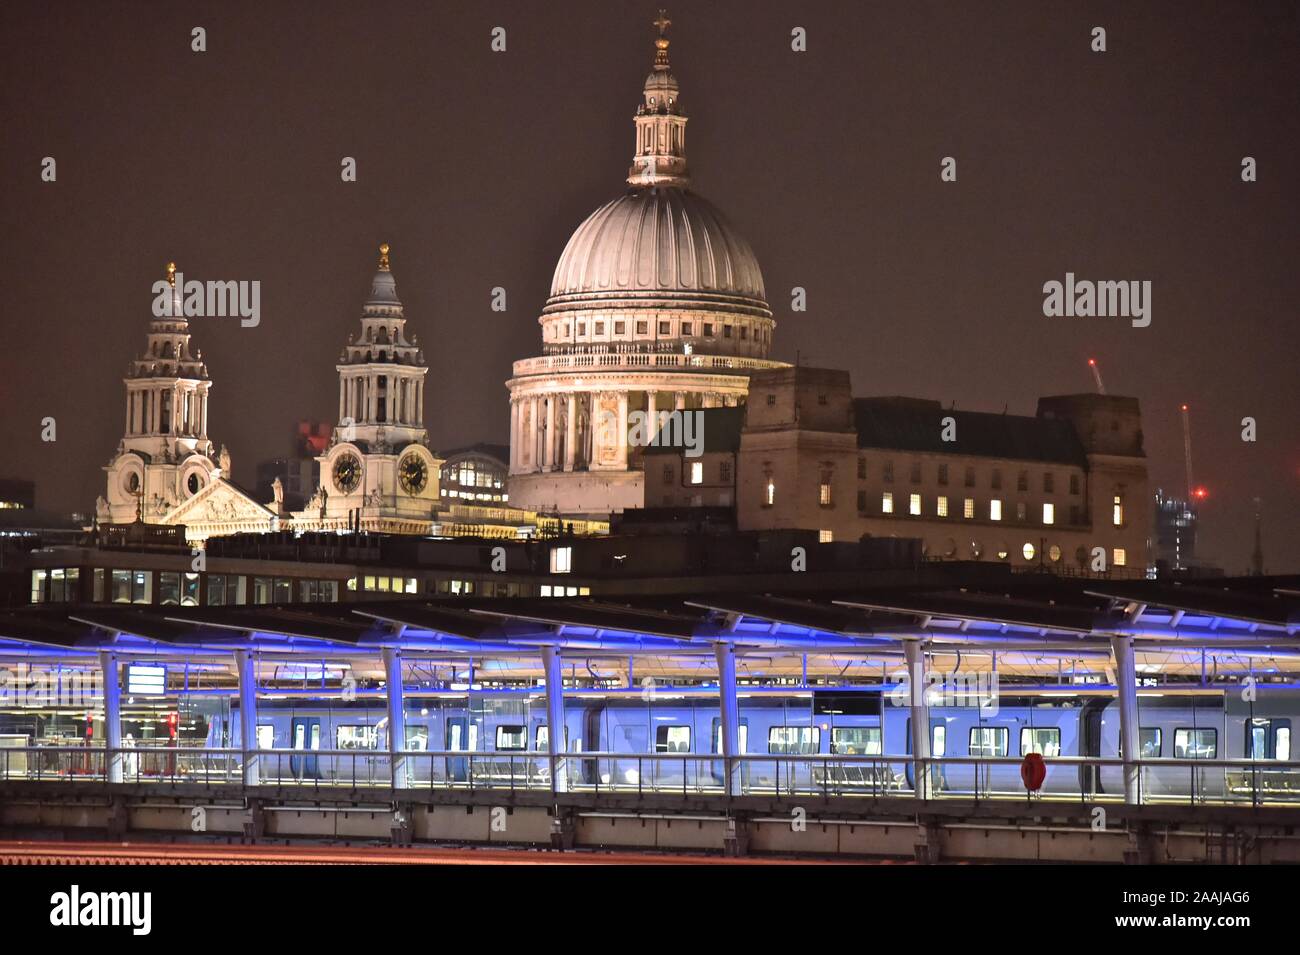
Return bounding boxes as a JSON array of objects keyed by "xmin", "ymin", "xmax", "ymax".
[
  {"xmin": 166, "ymin": 261, "xmax": 176, "ymax": 288},
  {"xmin": 654, "ymin": 9, "xmax": 671, "ymax": 36},
  {"xmin": 378, "ymin": 242, "xmax": 390, "ymax": 271}
]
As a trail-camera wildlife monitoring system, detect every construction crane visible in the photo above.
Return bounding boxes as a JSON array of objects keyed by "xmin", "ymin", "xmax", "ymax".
[
  {"xmin": 1181, "ymin": 404, "xmax": 1208, "ymax": 502},
  {"xmin": 1087, "ymin": 358, "xmax": 1106, "ymax": 395}
]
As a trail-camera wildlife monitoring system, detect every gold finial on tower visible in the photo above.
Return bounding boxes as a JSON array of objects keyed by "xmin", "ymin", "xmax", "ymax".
[
  {"xmin": 166, "ymin": 261, "xmax": 177, "ymax": 288},
  {"xmin": 378, "ymin": 242, "xmax": 391, "ymax": 271},
  {"xmin": 653, "ymin": 9, "xmax": 671, "ymax": 70}
]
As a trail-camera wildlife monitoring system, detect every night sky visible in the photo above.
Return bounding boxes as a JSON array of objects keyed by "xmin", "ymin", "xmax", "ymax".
[{"xmin": 2, "ymin": 0, "xmax": 1296, "ymax": 571}]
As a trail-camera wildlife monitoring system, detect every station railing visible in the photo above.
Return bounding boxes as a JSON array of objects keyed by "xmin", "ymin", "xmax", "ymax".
[{"xmin": 4, "ymin": 745, "xmax": 1300, "ymax": 808}]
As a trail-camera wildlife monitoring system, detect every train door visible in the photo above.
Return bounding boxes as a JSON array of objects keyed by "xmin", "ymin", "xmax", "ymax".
[
  {"xmin": 903, "ymin": 719, "xmax": 947, "ymax": 793},
  {"xmin": 1079, "ymin": 699, "xmax": 1107, "ymax": 796},
  {"xmin": 582, "ymin": 705, "xmax": 605, "ymax": 786},
  {"xmin": 445, "ymin": 718, "xmax": 477, "ymax": 783},
  {"xmin": 289, "ymin": 717, "xmax": 321, "ymax": 779},
  {"xmin": 711, "ymin": 717, "xmax": 749, "ymax": 788}
]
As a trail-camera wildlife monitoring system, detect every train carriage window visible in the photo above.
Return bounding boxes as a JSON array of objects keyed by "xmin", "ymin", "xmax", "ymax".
[
  {"xmin": 655, "ymin": 725, "xmax": 691, "ymax": 753},
  {"xmin": 1139, "ymin": 728, "xmax": 1162, "ymax": 758},
  {"xmin": 832, "ymin": 727, "xmax": 882, "ymax": 755},
  {"xmin": 768, "ymin": 726, "xmax": 820, "ymax": 755},
  {"xmin": 932, "ymin": 725, "xmax": 946, "ymax": 757},
  {"xmin": 1173, "ymin": 728, "xmax": 1217, "ymax": 759},
  {"xmin": 496, "ymin": 725, "xmax": 527, "ymax": 751},
  {"xmin": 534, "ymin": 725, "xmax": 569, "ymax": 751},
  {"xmin": 404, "ymin": 726, "xmax": 428, "ymax": 751},
  {"xmin": 970, "ymin": 726, "xmax": 1009, "ymax": 757},
  {"xmin": 256, "ymin": 725, "xmax": 274, "ymax": 749},
  {"xmin": 1245, "ymin": 719, "xmax": 1292, "ymax": 760},
  {"xmin": 1019, "ymin": 727, "xmax": 1060, "ymax": 757},
  {"xmin": 711, "ymin": 718, "xmax": 749, "ymax": 754},
  {"xmin": 336, "ymin": 725, "xmax": 379, "ymax": 750}
]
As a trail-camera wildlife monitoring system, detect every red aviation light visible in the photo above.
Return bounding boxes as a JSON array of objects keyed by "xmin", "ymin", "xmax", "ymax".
[{"xmin": 1193, "ymin": 486, "xmax": 1209, "ymax": 500}]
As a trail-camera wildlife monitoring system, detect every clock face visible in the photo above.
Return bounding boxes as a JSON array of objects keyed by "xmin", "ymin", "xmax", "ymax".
[
  {"xmin": 333, "ymin": 453, "xmax": 362, "ymax": 493},
  {"xmin": 187, "ymin": 472, "xmax": 203, "ymax": 496},
  {"xmin": 398, "ymin": 453, "xmax": 428, "ymax": 495}
]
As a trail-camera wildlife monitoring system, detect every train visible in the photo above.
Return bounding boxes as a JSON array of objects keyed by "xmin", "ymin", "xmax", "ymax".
[{"xmin": 193, "ymin": 686, "xmax": 1300, "ymax": 800}]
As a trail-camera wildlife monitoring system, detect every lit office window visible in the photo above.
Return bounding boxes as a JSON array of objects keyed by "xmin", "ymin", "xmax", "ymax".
[
  {"xmin": 765, "ymin": 480, "xmax": 776, "ymax": 506},
  {"xmin": 1023, "ymin": 542, "xmax": 1036, "ymax": 560},
  {"xmin": 819, "ymin": 481, "xmax": 832, "ymax": 506},
  {"xmin": 819, "ymin": 529, "xmax": 833, "ymax": 543},
  {"xmin": 1113, "ymin": 548, "xmax": 1127, "ymax": 567},
  {"xmin": 990, "ymin": 499, "xmax": 1002, "ymax": 521},
  {"xmin": 909, "ymin": 493, "xmax": 921, "ymax": 516},
  {"xmin": 550, "ymin": 546, "xmax": 573, "ymax": 574},
  {"xmin": 963, "ymin": 498, "xmax": 975, "ymax": 519},
  {"xmin": 936, "ymin": 496, "xmax": 949, "ymax": 518},
  {"xmin": 1113, "ymin": 495, "xmax": 1124, "ymax": 526},
  {"xmin": 882, "ymin": 492, "xmax": 894, "ymax": 514},
  {"xmin": 1042, "ymin": 503, "xmax": 1055, "ymax": 525},
  {"xmin": 690, "ymin": 461, "xmax": 703, "ymax": 485}
]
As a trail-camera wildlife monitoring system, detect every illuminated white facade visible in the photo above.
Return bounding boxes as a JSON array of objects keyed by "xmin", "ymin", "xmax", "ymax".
[{"xmin": 97, "ymin": 264, "xmax": 276, "ymax": 541}]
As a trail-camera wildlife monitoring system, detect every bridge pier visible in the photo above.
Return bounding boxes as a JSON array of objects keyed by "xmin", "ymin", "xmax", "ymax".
[
  {"xmin": 723, "ymin": 815, "xmax": 750, "ymax": 857},
  {"xmin": 914, "ymin": 818, "xmax": 942, "ymax": 864},
  {"xmin": 549, "ymin": 808, "xmax": 576, "ymax": 850},
  {"xmin": 242, "ymin": 799, "xmax": 266, "ymax": 843},
  {"xmin": 390, "ymin": 803, "xmax": 413, "ymax": 846}
]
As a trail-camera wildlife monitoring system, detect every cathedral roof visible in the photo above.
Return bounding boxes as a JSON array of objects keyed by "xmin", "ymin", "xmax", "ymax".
[
  {"xmin": 852, "ymin": 398, "xmax": 1090, "ymax": 467},
  {"xmin": 547, "ymin": 188, "xmax": 768, "ymax": 315}
]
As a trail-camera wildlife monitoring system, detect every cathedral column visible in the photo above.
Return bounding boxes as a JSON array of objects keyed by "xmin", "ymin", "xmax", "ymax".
[
  {"xmin": 368, "ymin": 376, "xmax": 378, "ymax": 423},
  {"xmin": 339, "ymin": 377, "xmax": 346, "ymax": 422},
  {"xmin": 509, "ymin": 399, "xmax": 520, "ymax": 471},
  {"xmin": 418, "ymin": 380, "xmax": 425, "ymax": 426},
  {"xmin": 616, "ymin": 391, "xmax": 629, "ymax": 469},
  {"xmin": 201, "ymin": 390, "xmax": 208, "ymax": 437},
  {"xmin": 544, "ymin": 395, "xmax": 557, "ymax": 471},
  {"xmin": 675, "ymin": 391, "xmax": 686, "ymax": 411},
  {"xmin": 529, "ymin": 395, "xmax": 540, "ymax": 470},
  {"xmin": 564, "ymin": 393, "xmax": 577, "ymax": 471}
]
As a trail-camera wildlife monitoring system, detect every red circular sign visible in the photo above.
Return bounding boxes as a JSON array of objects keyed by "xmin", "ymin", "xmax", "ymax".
[{"xmin": 1020, "ymin": 752, "xmax": 1047, "ymax": 791}]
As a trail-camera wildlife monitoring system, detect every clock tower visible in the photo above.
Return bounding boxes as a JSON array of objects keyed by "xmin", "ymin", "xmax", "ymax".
[{"xmin": 296, "ymin": 244, "xmax": 442, "ymax": 533}]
